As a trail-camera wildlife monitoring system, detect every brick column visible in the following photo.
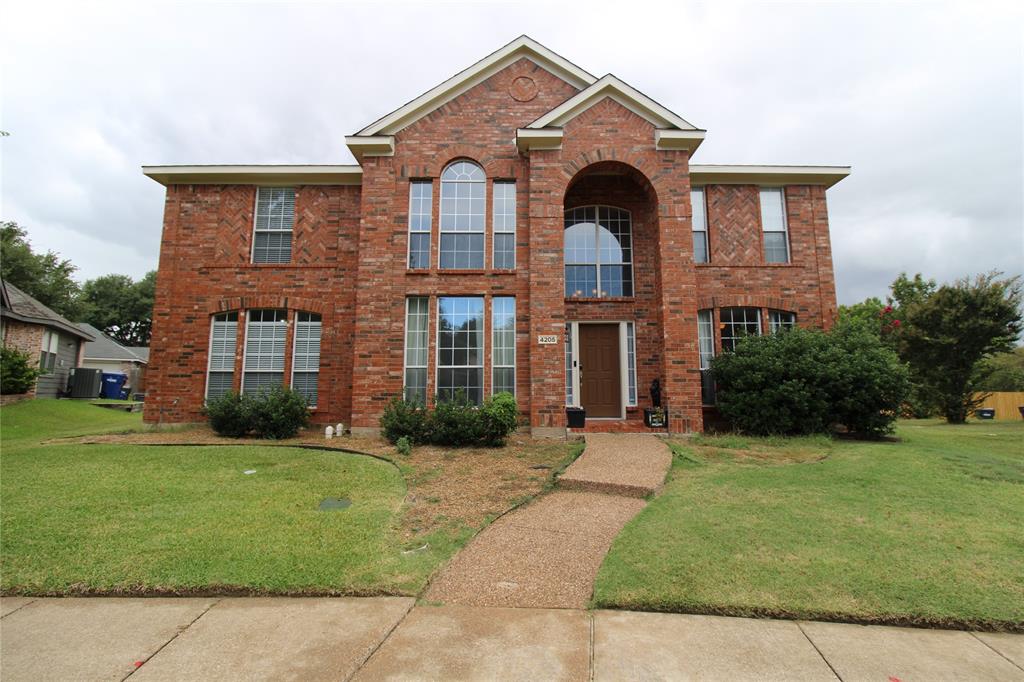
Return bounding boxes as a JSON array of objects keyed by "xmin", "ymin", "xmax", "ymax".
[
  {"xmin": 655, "ymin": 152, "xmax": 703, "ymax": 434},
  {"xmin": 527, "ymin": 150, "xmax": 567, "ymax": 437}
]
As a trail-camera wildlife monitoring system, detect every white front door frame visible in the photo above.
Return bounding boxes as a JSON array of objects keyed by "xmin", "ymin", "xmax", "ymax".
[{"xmin": 567, "ymin": 320, "xmax": 634, "ymax": 420}]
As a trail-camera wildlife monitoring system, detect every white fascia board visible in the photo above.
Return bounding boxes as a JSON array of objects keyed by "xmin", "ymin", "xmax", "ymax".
[
  {"xmin": 142, "ymin": 165, "xmax": 364, "ymax": 186},
  {"xmin": 527, "ymin": 74, "xmax": 698, "ymax": 131},
  {"xmin": 355, "ymin": 35, "xmax": 597, "ymax": 137},
  {"xmin": 655, "ymin": 129, "xmax": 706, "ymax": 152},
  {"xmin": 515, "ymin": 128, "xmax": 564, "ymax": 152},
  {"xmin": 689, "ymin": 164, "xmax": 851, "ymax": 188},
  {"xmin": 344, "ymin": 135, "xmax": 395, "ymax": 157}
]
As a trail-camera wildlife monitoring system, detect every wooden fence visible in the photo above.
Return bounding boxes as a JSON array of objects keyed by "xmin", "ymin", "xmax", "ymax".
[{"xmin": 973, "ymin": 392, "xmax": 1024, "ymax": 420}]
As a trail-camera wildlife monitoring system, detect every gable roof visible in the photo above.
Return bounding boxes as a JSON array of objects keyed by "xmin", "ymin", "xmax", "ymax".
[
  {"xmin": 527, "ymin": 74, "xmax": 700, "ymax": 131},
  {"xmin": 0, "ymin": 279, "xmax": 93, "ymax": 341},
  {"xmin": 350, "ymin": 36, "xmax": 597, "ymax": 139},
  {"xmin": 77, "ymin": 322, "xmax": 148, "ymax": 363}
]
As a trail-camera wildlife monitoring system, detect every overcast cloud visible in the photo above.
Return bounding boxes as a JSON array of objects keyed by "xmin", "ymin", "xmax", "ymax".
[{"xmin": 1, "ymin": 0, "xmax": 1021, "ymax": 304}]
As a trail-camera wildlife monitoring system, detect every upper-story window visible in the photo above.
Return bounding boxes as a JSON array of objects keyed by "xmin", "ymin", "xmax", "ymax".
[
  {"xmin": 439, "ymin": 161, "xmax": 485, "ymax": 269},
  {"xmin": 759, "ymin": 188, "xmax": 790, "ymax": 263},
  {"xmin": 253, "ymin": 187, "xmax": 295, "ymax": 264},
  {"xmin": 564, "ymin": 206, "xmax": 633, "ymax": 298},
  {"xmin": 692, "ymin": 187, "xmax": 709, "ymax": 263},
  {"xmin": 492, "ymin": 181, "xmax": 516, "ymax": 269},
  {"xmin": 408, "ymin": 180, "xmax": 432, "ymax": 269}
]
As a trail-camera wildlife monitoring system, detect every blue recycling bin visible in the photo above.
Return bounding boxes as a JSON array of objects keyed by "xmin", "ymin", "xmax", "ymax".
[{"xmin": 100, "ymin": 372, "xmax": 128, "ymax": 399}]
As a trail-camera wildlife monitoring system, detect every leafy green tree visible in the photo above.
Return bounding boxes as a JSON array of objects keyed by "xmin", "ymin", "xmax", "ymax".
[
  {"xmin": 888, "ymin": 272, "xmax": 937, "ymax": 310},
  {"xmin": 900, "ymin": 272, "xmax": 1023, "ymax": 423},
  {"xmin": 79, "ymin": 271, "xmax": 156, "ymax": 346},
  {"xmin": 974, "ymin": 347, "xmax": 1024, "ymax": 392},
  {"xmin": 0, "ymin": 221, "xmax": 83, "ymax": 319},
  {"xmin": 836, "ymin": 297, "xmax": 886, "ymax": 336}
]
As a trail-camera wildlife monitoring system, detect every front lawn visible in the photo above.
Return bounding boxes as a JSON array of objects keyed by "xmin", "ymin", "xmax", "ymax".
[
  {"xmin": 1, "ymin": 400, "xmax": 579, "ymax": 596},
  {"xmin": 593, "ymin": 420, "xmax": 1024, "ymax": 630}
]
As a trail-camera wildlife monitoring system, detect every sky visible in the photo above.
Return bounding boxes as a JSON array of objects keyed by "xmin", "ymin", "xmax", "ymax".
[{"xmin": 1, "ymin": 0, "xmax": 1021, "ymax": 304}]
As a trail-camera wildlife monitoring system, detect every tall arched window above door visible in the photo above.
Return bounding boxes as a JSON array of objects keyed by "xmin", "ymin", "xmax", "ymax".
[
  {"xmin": 440, "ymin": 160, "xmax": 485, "ymax": 269},
  {"xmin": 564, "ymin": 206, "xmax": 633, "ymax": 298}
]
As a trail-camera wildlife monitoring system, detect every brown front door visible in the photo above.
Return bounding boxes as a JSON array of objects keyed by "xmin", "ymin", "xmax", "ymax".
[{"xmin": 579, "ymin": 324, "xmax": 621, "ymax": 418}]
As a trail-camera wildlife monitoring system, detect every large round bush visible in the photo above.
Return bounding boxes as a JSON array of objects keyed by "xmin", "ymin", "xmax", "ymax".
[{"xmin": 711, "ymin": 326, "xmax": 908, "ymax": 437}]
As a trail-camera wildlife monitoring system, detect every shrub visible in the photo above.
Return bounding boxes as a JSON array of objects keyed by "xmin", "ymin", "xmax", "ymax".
[
  {"xmin": 480, "ymin": 391, "xmax": 520, "ymax": 446},
  {"xmin": 712, "ymin": 326, "xmax": 909, "ymax": 438},
  {"xmin": 378, "ymin": 391, "xmax": 521, "ymax": 447},
  {"xmin": 247, "ymin": 385, "xmax": 310, "ymax": 439},
  {"xmin": 429, "ymin": 391, "xmax": 485, "ymax": 446},
  {"xmin": 395, "ymin": 435, "xmax": 412, "ymax": 456},
  {"xmin": 205, "ymin": 391, "xmax": 251, "ymax": 438},
  {"xmin": 205, "ymin": 386, "xmax": 310, "ymax": 439},
  {"xmin": 1, "ymin": 347, "xmax": 39, "ymax": 395},
  {"xmin": 381, "ymin": 396, "xmax": 430, "ymax": 444}
]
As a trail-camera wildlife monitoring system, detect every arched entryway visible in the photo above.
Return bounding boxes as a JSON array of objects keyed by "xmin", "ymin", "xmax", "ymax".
[{"xmin": 562, "ymin": 161, "xmax": 661, "ymax": 423}]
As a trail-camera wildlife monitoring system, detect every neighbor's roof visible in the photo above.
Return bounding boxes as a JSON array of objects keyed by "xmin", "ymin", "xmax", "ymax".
[
  {"xmin": 0, "ymin": 279, "xmax": 94, "ymax": 341},
  {"xmin": 126, "ymin": 346, "xmax": 150, "ymax": 362},
  {"xmin": 76, "ymin": 322, "xmax": 148, "ymax": 363}
]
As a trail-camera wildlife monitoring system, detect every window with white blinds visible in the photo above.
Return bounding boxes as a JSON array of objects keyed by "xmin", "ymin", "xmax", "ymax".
[
  {"xmin": 242, "ymin": 309, "xmax": 287, "ymax": 393},
  {"xmin": 253, "ymin": 187, "xmax": 295, "ymax": 264},
  {"xmin": 206, "ymin": 312, "xmax": 238, "ymax": 400},
  {"xmin": 291, "ymin": 312, "xmax": 322, "ymax": 406},
  {"xmin": 692, "ymin": 187, "xmax": 709, "ymax": 263}
]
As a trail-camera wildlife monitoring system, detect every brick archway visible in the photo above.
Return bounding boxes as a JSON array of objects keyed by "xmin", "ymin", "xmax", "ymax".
[{"xmin": 209, "ymin": 295, "xmax": 328, "ymax": 316}]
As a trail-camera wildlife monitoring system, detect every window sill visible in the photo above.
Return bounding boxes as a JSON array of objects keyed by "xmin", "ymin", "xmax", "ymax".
[
  {"xmin": 565, "ymin": 296, "xmax": 636, "ymax": 303},
  {"xmin": 406, "ymin": 269, "xmax": 518, "ymax": 276},
  {"xmin": 694, "ymin": 263, "xmax": 800, "ymax": 268}
]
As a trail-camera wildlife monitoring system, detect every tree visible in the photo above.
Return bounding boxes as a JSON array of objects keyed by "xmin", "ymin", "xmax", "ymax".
[
  {"xmin": 888, "ymin": 272, "xmax": 936, "ymax": 310},
  {"xmin": 900, "ymin": 272, "xmax": 1023, "ymax": 423},
  {"xmin": 79, "ymin": 271, "xmax": 156, "ymax": 346},
  {"xmin": 0, "ymin": 221, "xmax": 83, "ymax": 319},
  {"xmin": 975, "ymin": 347, "xmax": 1024, "ymax": 392}
]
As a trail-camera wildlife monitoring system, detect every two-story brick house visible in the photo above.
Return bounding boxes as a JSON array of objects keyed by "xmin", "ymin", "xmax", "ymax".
[{"xmin": 142, "ymin": 36, "xmax": 847, "ymax": 436}]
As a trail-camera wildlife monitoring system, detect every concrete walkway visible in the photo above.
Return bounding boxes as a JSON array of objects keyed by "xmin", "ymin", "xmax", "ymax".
[
  {"xmin": 425, "ymin": 434, "xmax": 672, "ymax": 608},
  {"xmin": 3, "ymin": 597, "xmax": 1022, "ymax": 681}
]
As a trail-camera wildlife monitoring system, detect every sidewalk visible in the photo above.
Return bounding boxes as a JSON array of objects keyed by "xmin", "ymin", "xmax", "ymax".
[{"xmin": 2, "ymin": 597, "xmax": 1022, "ymax": 681}]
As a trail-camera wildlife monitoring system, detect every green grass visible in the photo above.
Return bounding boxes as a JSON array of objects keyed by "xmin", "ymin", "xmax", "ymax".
[
  {"xmin": 0, "ymin": 400, "xmax": 451, "ymax": 595},
  {"xmin": 594, "ymin": 420, "xmax": 1024, "ymax": 630}
]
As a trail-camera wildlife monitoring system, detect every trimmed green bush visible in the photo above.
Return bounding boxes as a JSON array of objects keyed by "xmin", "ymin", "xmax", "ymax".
[
  {"xmin": 205, "ymin": 391, "xmax": 250, "ymax": 438},
  {"xmin": 247, "ymin": 385, "xmax": 310, "ymax": 439},
  {"xmin": 395, "ymin": 435, "xmax": 412, "ymax": 456},
  {"xmin": 1, "ymin": 347, "xmax": 39, "ymax": 395},
  {"xmin": 379, "ymin": 391, "xmax": 521, "ymax": 447},
  {"xmin": 711, "ymin": 325, "xmax": 908, "ymax": 438},
  {"xmin": 205, "ymin": 386, "xmax": 310, "ymax": 439},
  {"xmin": 381, "ymin": 396, "xmax": 430, "ymax": 444}
]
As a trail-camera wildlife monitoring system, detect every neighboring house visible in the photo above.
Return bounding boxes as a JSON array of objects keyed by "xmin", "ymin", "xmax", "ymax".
[
  {"xmin": 0, "ymin": 279, "xmax": 93, "ymax": 398},
  {"xmin": 77, "ymin": 322, "xmax": 148, "ymax": 394},
  {"xmin": 142, "ymin": 36, "xmax": 848, "ymax": 435}
]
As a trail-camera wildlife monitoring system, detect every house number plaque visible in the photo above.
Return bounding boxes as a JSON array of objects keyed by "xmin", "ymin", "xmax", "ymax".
[{"xmin": 537, "ymin": 335, "xmax": 559, "ymax": 345}]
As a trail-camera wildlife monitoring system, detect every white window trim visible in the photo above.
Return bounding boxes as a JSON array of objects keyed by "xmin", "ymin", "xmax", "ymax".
[
  {"xmin": 759, "ymin": 187, "xmax": 791, "ymax": 264},
  {"xmin": 403, "ymin": 297, "xmax": 430, "ymax": 403},
  {"xmin": 240, "ymin": 309, "xmax": 288, "ymax": 394},
  {"xmin": 204, "ymin": 312, "xmax": 238, "ymax": 402},
  {"xmin": 439, "ymin": 161, "xmax": 486, "ymax": 270},
  {"xmin": 564, "ymin": 205, "xmax": 633, "ymax": 298},
  {"xmin": 291, "ymin": 312, "xmax": 321, "ymax": 408},
  {"xmin": 434, "ymin": 296, "xmax": 485, "ymax": 403},
  {"xmin": 251, "ymin": 187, "xmax": 296, "ymax": 264},
  {"xmin": 407, "ymin": 180, "xmax": 432, "ymax": 269},
  {"xmin": 691, "ymin": 186, "xmax": 709, "ymax": 263},
  {"xmin": 492, "ymin": 180, "xmax": 516, "ymax": 270},
  {"xmin": 491, "ymin": 296, "xmax": 516, "ymax": 396}
]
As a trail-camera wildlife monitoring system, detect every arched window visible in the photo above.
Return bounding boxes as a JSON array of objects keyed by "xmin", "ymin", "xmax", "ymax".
[
  {"xmin": 440, "ymin": 160, "xmax": 485, "ymax": 269},
  {"xmin": 564, "ymin": 206, "xmax": 633, "ymax": 297}
]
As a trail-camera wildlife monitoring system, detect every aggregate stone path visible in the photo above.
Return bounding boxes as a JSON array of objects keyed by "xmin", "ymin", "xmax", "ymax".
[{"xmin": 424, "ymin": 434, "xmax": 672, "ymax": 609}]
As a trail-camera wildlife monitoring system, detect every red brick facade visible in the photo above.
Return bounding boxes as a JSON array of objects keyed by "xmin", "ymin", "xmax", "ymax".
[{"xmin": 143, "ymin": 40, "xmax": 842, "ymax": 435}]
